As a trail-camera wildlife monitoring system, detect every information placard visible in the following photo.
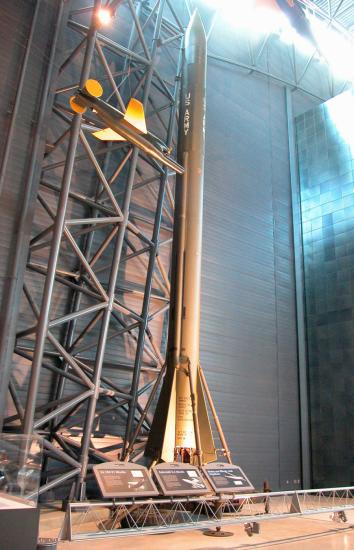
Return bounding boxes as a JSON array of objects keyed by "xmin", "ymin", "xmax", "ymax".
[
  {"xmin": 202, "ymin": 462, "xmax": 254, "ymax": 493},
  {"xmin": 153, "ymin": 462, "xmax": 209, "ymax": 496},
  {"xmin": 93, "ymin": 462, "xmax": 159, "ymax": 498}
]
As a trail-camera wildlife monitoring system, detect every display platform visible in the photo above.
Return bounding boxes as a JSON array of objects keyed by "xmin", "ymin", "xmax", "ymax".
[
  {"xmin": 153, "ymin": 462, "xmax": 209, "ymax": 496},
  {"xmin": 0, "ymin": 433, "xmax": 42, "ymax": 506},
  {"xmin": 202, "ymin": 462, "xmax": 254, "ymax": 493},
  {"xmin": 0, "ymin": 433, "xmax": 43, "ymax": 550},
  {"xmin": 0, "ymin": 491, "xmax": 35, "ymax": 509},
  {"xmin": 0, "ymin": 506, "xmax": 40, "ymax": 550},
  {"xmin": 93, "ymin": 461, "xmax": 159, "ymax": 498}
]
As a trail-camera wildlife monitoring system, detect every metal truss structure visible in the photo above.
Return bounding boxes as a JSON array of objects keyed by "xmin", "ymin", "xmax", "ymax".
[
  {"xmin": 63, "ymin": 486, "xmax": 354, "ymax": 540},
  {"xmin": 5, "ymin": 0, "xmax": 186, "ymax": 500},
  {"xmin": 3, "ymin": 0, "xmax": 354, "ymax": 502},
  {"xmin": 301, "ymin": 0, "xmax": 354, "ymax": 34}
]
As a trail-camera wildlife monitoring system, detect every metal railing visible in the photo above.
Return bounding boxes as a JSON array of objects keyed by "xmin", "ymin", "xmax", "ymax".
[{"xmin": 62, "ymin": 486, "xmax": 354, "ymax": 540}]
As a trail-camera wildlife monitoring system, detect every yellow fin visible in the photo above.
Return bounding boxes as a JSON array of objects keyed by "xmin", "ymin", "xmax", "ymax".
[
  {"xmin": 124, "ymin": 98, "xmax": 147, "ymax": 134},
  {"xmin": 92, "ymin": 128, "xmax": 126, "ymax": 141}
]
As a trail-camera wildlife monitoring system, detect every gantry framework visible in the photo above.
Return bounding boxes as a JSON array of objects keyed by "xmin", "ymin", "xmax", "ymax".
[{"xmin": 5, "ymin": 0, "xmax": 187, "ymax": 500}]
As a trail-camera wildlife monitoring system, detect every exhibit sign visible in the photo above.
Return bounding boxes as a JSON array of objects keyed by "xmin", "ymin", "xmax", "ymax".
[
  {"xmin": 153, "ymin": 462, "xmax": 209, "ymax": 496},
  {"xmin": 202, "ymin": 462, "xmax": 254, "ymax": 493},
  {"xmin": 93, "ymin": 462, "xmax": 159, "ymax": 498}
]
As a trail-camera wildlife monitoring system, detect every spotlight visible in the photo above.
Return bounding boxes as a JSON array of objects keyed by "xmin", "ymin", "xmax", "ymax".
[
  {"xmin": 95, "ymin": 1, "xmax": 129, "ymax": 27},
  {"xmin": 331, "ymin": 510, "xmax": 348, "ymax": 523},
  {"xmin": 96, "ymin": 7, "xmax": 113, "ymax": 26}
]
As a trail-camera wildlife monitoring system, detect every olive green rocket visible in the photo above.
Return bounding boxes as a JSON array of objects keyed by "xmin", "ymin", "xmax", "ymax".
[{"xmin": 145, "ymin": 10, "xmax": 216, "ymax": 465}]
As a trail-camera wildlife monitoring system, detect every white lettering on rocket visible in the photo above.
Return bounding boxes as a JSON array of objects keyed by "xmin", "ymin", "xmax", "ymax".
[
  {"xmin": 184, "ymin": 109, "xmax": 190, "ymax": 135},
  {"xmin": 184, "ymin": 92, "xmax": 191, "ymax": 136}
]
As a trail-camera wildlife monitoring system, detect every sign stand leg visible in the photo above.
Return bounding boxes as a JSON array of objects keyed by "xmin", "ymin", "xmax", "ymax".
[{"xmin": 203, "ymin": 501, "xmax": 234, "ymax": 537}]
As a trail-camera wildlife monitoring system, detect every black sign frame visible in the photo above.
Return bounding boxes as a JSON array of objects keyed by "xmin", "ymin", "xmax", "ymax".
[
  {"xmin": 202, "ymin": 462, "xmax": 254, "ymax": 494},
  {"xmin": 93, "ymin": 462, "xmax": 159, "ymax": 498},
  {"xmin": 153, "ymin": 462, "xmax": 209, "ymax": 496}
]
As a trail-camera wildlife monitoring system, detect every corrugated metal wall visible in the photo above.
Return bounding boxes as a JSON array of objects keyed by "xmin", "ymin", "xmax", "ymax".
[{"xmin": 200, "ymin": 62, "xmax": 301, "ymax": 491}]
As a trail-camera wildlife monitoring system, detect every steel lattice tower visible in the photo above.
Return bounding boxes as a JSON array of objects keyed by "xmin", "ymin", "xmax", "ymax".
[{"xmin": 5, "ymin": 0, "xmax": 185, "ymax": 500}]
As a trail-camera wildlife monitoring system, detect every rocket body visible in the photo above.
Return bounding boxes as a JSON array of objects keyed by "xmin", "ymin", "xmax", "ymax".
[
  {"xmin": 175, "ymin": 9, "xmax": 206, "ymax": 450},
  {"xmin": 146, "ymin": 11, "xmax": 216, "ymax": 464}
]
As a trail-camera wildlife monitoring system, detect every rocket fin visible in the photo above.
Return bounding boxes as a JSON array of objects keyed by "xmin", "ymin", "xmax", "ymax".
[
  {"xmin": 92, "ymin": 128, "xmax": 126, "ymax": 141},
  {"xmin": 124, "ymin": 98, "xmax": 147, "ymax": 134},
  {"xmin": 69, "ymin": 95, "xmax": 87, "ymax": 115},
  {"xmin": 196, "ymin": 369, "xmax": 217, "ymax": 464},
  {"xmin": 83, "ymin": 79, "xmax": 103, "ymax": 98},
  {"xmin": 145, "ymin": 366, "xmax": 176, "ymax": 462},
  {"xmin": 160, "ymin": 373, "xmax": 177, "ymax": 463}
]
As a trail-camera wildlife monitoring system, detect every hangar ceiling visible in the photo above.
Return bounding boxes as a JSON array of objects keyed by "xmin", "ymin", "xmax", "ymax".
[
  {"xmin": 186, "ymin": 0, "xmax": 354, "ymax": 107},
  {"xmin": 304, "ymin": 0, "xmax": 354, "ymax": 34}
]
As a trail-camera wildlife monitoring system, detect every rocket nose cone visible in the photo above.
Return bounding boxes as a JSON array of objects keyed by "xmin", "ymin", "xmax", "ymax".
[
  {"xmin": 189, "ymin": 9, "xmax": 205, "ymax": 31},
  {"xmin": 185, "ymin": 8, "xmax": 207, "ymax": 47}
]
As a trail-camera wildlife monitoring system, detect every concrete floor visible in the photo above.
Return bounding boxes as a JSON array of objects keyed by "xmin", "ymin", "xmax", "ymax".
[{"xmin": 40, "ymin": 508, "xmax": 354, "ymax": 549}]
